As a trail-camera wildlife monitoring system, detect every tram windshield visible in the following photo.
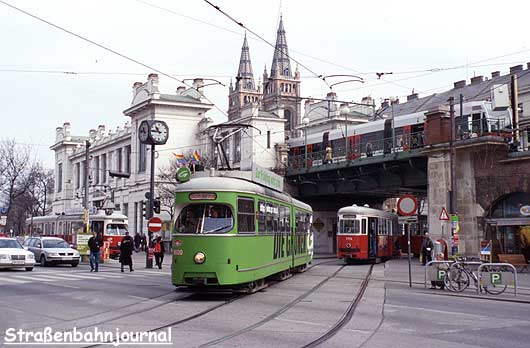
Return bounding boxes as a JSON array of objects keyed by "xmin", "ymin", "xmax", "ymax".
[
  {"xmin": 105, "ymin": 224, "xmax": 128, "ymax": 236},
  {"xmin": 339, "ymin": 219, "xmax": 362, "ymax": 234},
  {"xmin": 176, "ymin": 204, "xmax": 233, "ymax": 234}
]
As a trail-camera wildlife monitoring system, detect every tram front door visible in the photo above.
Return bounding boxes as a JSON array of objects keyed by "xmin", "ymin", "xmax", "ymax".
[{"xmin": 368, "ymin": 217, "xmax": 378, "ymax": 258}]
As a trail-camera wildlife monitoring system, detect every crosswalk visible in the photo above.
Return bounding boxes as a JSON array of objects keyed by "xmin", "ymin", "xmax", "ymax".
[{"xmin": 0, "ymin": 268, "xmax": 171, "ymax": 286}]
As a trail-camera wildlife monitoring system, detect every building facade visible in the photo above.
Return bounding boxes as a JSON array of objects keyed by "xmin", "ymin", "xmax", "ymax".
[{"xmin": 50, "ymin": 74, "xmax": 213, "ymax": 235}]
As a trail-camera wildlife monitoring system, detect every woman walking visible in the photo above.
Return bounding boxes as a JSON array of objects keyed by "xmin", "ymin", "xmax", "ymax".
[{"xmin": 120, "ymin": 231, "xmax": 134, "ymax": 272}]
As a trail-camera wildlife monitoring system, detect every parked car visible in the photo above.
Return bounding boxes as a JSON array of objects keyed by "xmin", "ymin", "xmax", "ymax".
[
  {"xmin": 0, "ymin": 237, "xmax": 35, "ymax": 271},
  {"xmin": 24, "ymin": 237, "xmax": 80, "ymax": 267}
]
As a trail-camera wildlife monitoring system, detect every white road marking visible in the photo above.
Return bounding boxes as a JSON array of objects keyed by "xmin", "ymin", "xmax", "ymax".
[
  {"xmin": 47, "ymin": 283, "xmax": 81, "ymax": 289},
  {"xmin": 0, "ymin": 277, "xmax": 28, "ymax": 284},
  {"xmin": 275, "ymin": 318, "xmax": 327, "ymax": 327}
]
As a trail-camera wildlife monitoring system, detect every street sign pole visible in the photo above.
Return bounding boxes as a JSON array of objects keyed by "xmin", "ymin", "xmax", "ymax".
[
  {"xmin": 145, "ymin": 144, "xmax": 155, "ymax": 269},
  {"xmin": 407, "ymin": 223, "xmax": 412, "ymax": 288}
]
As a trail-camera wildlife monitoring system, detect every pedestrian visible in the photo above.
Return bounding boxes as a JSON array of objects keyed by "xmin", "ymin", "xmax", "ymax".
[
  {"xmin": 119, "ymin": 231, "xmax": 134, "ymax": 272},
  {"xmin": 324, "ymin": 145, "xmax": 333, "ymax": 164},
  {"xmin": 366, "ymin": 142, "xmax": 373, "ymax": 157},
  {"xmin": 88, "ymin": 231, "xmax": 103, "ymax": 272},
  {"xmin": 421, "ymin": 232, "xmax": 434, "ymax": 266},
  {"xmin": 140, "ymin": 234, "xmax": 147, "ymax": 252},
  {"xmin": 134, "ymin": 233, "xmax": 140, "ymax": 252},
  {"xmin": 154, "ymin": 235, "xmax": 165, "ymax": 269},
  {"xmin": 431, "ymin": 252, "xmax": 448, "ymax": 289}
]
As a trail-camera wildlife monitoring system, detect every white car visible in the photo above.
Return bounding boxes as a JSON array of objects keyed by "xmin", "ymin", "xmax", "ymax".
[{"xmin": 0, "ymin": 238, "xmax": 36, "ymax": 271}]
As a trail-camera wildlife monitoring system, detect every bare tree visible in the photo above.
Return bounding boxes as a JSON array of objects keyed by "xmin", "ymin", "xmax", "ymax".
[{"xmin": 0, "ymin": 139, "xmax": 53, "ymax": 235}]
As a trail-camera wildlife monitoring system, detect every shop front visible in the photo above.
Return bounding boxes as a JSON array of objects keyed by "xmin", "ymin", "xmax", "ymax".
[{"xmin": 484, "ymin": 192, "xmax": 530, "ymax": 262}]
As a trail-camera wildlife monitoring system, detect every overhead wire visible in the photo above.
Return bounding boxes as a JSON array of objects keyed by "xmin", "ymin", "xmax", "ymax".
[{"xmin": 0, "ymin": 0, "xmax": 227, "ymax": 117}]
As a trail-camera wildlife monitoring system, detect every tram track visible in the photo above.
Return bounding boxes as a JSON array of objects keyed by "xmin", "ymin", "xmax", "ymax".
[
  {"xmin": 80, "ymin": 261, "xmax": 335, "ymax": 347},
  {"xmin": 197, "ymin": 264, "xmax": 350, "ymax": 347},
  {"xmin": 301, "ymin": 264, "xmax": 374, "ymax": 348}
]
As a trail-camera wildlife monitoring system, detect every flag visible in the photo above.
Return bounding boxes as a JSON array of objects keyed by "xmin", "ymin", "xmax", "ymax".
[
  {"xmin": 173, "ymin": 153, "xmax": 187, "ymax": 165},
  {"xmin": 193, "ymin": 150, "xmax": 201, "ymax": 162}
]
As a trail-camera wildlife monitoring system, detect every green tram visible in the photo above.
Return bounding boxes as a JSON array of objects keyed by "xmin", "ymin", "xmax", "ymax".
[{"xmin": 171, "ymin": 175, "xmax": 313, "ymax": 292}]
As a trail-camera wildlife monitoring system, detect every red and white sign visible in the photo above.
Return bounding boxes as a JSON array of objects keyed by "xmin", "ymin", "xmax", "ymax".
[
  {"xmin": 148, "ymin": 217, "xmax": 163, "ymax": 233},
  {"xmin": 439, "ymin": 207, "xmax": 450, "ymax": 221},
  {"xmin": 397, "ymin": 195, "xmax": 418, "ymax": 216}
]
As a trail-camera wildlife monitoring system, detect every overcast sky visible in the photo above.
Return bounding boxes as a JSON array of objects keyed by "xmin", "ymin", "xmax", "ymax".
[{"xmin": 1, "ymin": 0, "xmax": 529, "ymax": 169}]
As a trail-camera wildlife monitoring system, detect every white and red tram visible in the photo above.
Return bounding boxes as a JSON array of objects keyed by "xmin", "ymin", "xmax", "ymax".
[{"xmin": 337, "ymin": 205, "xmax": 399, "ymax": 263}]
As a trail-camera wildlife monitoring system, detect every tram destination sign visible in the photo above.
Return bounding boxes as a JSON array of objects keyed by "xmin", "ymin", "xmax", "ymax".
[{"xmin": 252, "ymin": 164, "xmax": 284, "ymax": 192}]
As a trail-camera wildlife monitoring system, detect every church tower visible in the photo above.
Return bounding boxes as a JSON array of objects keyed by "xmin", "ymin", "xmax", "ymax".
[
  {"xmin": 262, "ymin": 16, "xmax": 301, "ymax": 137},
  {"xmin": 228, "ymin": 33, "xmax": 262, "ymax": 120}
]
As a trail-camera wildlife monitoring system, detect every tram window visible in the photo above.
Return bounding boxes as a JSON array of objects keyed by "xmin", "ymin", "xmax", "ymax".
[
  {"xmin": 361, "ymin": 219, "xmax": 367, "ymax": 234},
  {"xmin": 175, "ymin": 204, "xmax": 233, "ymax": 234},
  {"xmin": 258, "ymin": 201, "xmax": 266, "ymax": 233},
  {"xmin": 340, "ymin": 219, "xmax": 360, "ymax": 234},
  {"xmin": 106, "ymin": 224, "xmax": 128, "ymax": 236},
  {"xmin": 265, "ymin": 203, "xmax": 274, "ymax": 233},
  {"xmin": 237, "ymin": 197, "xmax": 255, "ymax": 234},
  {"xmin": 272, "ymin": 204, "xmax": 279, "ymax": 232}
]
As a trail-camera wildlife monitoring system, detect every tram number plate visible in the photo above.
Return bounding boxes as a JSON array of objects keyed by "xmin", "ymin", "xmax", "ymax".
[{"xmin": 173, "ymin": 249, "xmax": 183, "ymax": 256}]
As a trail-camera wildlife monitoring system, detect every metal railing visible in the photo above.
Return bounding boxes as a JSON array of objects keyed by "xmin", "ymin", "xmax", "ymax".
[{"xmin": 288, "ymin": 131, "xmax": 425, "ymax": 170}]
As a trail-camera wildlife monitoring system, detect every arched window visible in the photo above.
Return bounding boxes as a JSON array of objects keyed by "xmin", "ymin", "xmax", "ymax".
[
  {"xmin": 284, "ymin": 68, "xmax": 289, "ymax": 76},
  {"xmin": 247, "ymin": 82, "xmax": 253, "ymax": 89}
]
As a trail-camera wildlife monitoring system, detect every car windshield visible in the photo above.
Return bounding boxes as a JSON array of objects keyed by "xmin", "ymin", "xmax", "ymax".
[
  {"xmin": 0, "ymin": 239, "xmax": 23, "ymax": 249},
  {"xmin": 175, "ymin": 204, "xmax": 233, "ymax": 234},
  {"xmin": 43, "ymin": 239, "xmax": 69, "ymax": 248},
  {"xmin": 106, "ymin": 224, "xmax": 128, "ymax": 236}
]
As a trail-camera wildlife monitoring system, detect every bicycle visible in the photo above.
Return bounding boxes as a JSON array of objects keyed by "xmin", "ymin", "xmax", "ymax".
[{"xmin": 444, "ymin": 257, "xmax": 507, "ymax": 295}]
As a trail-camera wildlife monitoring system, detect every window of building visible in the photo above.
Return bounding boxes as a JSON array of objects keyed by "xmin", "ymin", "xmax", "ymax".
[
  {"xmin": 94, "ymin": 156, "xmax": 99, "ymax": 185},
  {"xmin": 237, "ymin": 197, "xmax": 255, "ymax": 233},
  {"xmin": 81, "ymin": 161, "xmax": 86, "ymax": 188},
  {"xmin": 138, "ymin": 142, "xmax": 146, "ymax": 173},
  {"xmin": 284, "ymin": 109, "xmax": 292, "ymax": 132},
  {"xmin": 125, "ymin": 145, "xmax": 131, "ymax": 174},
  {"xmin": 117, "ymin": 148, "xmax": 123, "ymax": 172},
  {"xmin": 108, "ymin": 151, "xmax": 113, "ymax": 172},
  {"xmin": 75, "ymin": 163, "xmax": 80, "ymax": 189},
  {"xmin": 57, "ymin": 163, "xmax": 63, "ymax": 193},
  {"xmin": 234, "ymin": 132, "xmax": 241, "ymax": 163},
  {"xmin": 101, "ymin": 154, "xmax": 107, "ymax": 183},
  {"xmin": 267, "ymin": 131, "xmax": 271, "ymax": 149},
  {"xmin": 122, "ymin": 203, "xmax": 128, "ymax": 217}
]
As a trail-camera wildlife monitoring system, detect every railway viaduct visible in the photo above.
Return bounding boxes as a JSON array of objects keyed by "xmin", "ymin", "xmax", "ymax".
[{"xmin": 285, "ymin": 107, "xmax": 530, "ymax": 255}]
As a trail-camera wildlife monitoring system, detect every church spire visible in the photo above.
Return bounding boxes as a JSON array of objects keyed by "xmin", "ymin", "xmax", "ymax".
[
  {"xmin": 270, "ymin": 16, "xmax": 292, "ymax": 78},
  {"xmin": 236, "ymin": 32, "xmax": 255, "ymax": 90}
]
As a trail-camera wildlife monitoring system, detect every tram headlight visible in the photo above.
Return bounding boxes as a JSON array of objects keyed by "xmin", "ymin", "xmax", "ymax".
[{"xmin": 193, "ymin": 252, "xmax": 206, "ymax": 264}]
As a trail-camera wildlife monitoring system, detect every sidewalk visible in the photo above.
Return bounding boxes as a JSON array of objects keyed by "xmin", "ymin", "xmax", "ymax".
[
  {"xmin": 82, "ymin": 250, "xmax": 172, "ymax": 269},
  {"xmin": 384, "ymin": 257, "xmax": 530, "ymax": 300}
]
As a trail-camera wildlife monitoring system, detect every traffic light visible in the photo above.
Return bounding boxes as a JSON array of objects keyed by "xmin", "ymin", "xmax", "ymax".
[
  {"xmin": 153, "ymin": 198, "xmax": 161, "ymax": 214},
  {"xmin": 142, "ymin": 200, "xmax": 151, "ymax": 219}
]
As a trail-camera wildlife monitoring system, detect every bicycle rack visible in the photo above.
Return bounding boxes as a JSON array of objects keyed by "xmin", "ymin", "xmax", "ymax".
[
  {"xmin": 477, "ymin": 263, "xmax": 518, "ymax": 296},
  {"xmin": 424, "ymin": 260, "xmax": 454, "ymax": 289}
]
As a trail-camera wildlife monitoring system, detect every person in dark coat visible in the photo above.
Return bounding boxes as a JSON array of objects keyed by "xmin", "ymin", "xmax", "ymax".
[
  {"xmin": 140, "ymin": 234, "xmax": 147, "ymax": 252},
  {"xmin": 422, "ymin": 232, "xmax": 434, "ymax": 266},
  {"xmin": 133, "ymin": 233, "xmax": 141, "ymax": 252},
  {"xmin": 153, "ymin": 236, "xmax": 165, "ymax": 269},
  {"xmin": 88, "ymin": 231, "xmax": 103, "ymax": 272},
  {"xmin": 120, "ymin": 232, "xmax": 134, "ymax": 272}
]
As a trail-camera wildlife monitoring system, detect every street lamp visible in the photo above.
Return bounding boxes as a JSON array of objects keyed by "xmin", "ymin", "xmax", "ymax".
[{"xmin": 303, "ymin": 117, "xmax": 310, "ymax": 169}]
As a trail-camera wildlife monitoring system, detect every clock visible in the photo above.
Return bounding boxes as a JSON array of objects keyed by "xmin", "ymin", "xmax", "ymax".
[
  {"xmin": 138, "ymin": 120, "xmax": 150, "ymax": 143},
  {"xmin": 149, "ymin": 120, "xmax": 169, "ymax": 145}
]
